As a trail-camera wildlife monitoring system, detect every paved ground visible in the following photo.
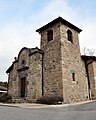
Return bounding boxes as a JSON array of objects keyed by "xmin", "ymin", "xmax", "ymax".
[{"xmin": 0, "ymin": 100, "xmax": 96, "ymax": 120}]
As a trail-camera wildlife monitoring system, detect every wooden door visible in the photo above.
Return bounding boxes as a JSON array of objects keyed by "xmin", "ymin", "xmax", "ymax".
[{"xmin": 21, "ymin": 78, "xmax": 25, "ymax": 97}]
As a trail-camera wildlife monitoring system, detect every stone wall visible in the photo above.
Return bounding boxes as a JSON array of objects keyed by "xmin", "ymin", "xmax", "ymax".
[
  {"xmin": 27, "ymin": 52, "xmax": 43, "ymax": 101},
  {"xmin": 40, "ymin": 22, "xmax": 63, "ymax": 97},
  {"xmin": 8, "ymin": 61, "xmax": 18, "ymax": 98},
  {"xmin": 60, "ymin": 23, "xmax": 87, "ymax": 102},
  {"xmin": 93, "ymin": 61, "xmax": 96, "ymax": 98},
  {"xmin": 40, "ymin": 21, "xmax": 87, "ymax": 103},
  {"xmin": 17, "ymin": 48, "xmax": 29, "ymax": 98},
  {"xmin": 8, "ymin": 48, "xmax": 43, "ymax": 102},
  {"xmin": 88, "ymin": 61, "xmax": 96, "ymax": 99}
]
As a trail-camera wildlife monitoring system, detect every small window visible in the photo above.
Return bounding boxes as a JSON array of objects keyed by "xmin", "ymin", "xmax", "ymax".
[
  {"xmin": 47, "ymin": 30, "xmax": 53, "ymax": 41},
  {"xmin": 72, "ymin": 73, "xmax": 75, "ymax": 81},
  {"xmin": 67, "ymin": 30, "xmax": 73, "ymax": 42},
  {"xmin": 21, "ymin": 60, "xmax": 26, "ymax": 66}
]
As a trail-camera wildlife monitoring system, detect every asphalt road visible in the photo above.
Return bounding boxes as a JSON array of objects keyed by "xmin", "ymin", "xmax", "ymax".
[{"xmin": 0, "ymin": 101, "xmax": 96, "ymax": 120}]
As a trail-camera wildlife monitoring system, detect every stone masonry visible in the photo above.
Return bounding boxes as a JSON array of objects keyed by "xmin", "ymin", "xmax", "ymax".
[
  {"xmin": 60, "ymin": 23, "xmax": 87, "ymax": 103},
  {"xmin": 7, "ymin": 47, "xmax": 43, "ymax": 102},
  {"xmin": 36, "ymin": 18, "xmax": 87, "ymax": 103},
  {"xmin": 39, "ymin": 22, "xmax": 63, "ymax": 97},
  {"xmin": 82, "ymin": 56, "xmax": 96, "ymax": 99}
]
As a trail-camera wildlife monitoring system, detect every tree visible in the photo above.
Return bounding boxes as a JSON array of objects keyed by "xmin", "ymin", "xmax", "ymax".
[{"xmin": 82, "ymin": 47, "xmax": 96, "ymax": 56}]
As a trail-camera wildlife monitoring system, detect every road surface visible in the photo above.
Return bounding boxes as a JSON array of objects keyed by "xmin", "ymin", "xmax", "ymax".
[{"xmin": 0, "ymin": 101, "xmax": 96, "ymax": 120}]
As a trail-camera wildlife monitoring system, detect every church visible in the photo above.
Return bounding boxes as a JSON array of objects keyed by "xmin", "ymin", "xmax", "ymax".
[{"xmin": 6, "ymin": 17, "xmax": 96, "ymax": 103}]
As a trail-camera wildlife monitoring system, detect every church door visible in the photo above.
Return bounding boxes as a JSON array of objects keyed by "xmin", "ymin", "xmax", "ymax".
[{"xmin": 21, "ymin": 78, "xmax": 26, "ymax": 97}]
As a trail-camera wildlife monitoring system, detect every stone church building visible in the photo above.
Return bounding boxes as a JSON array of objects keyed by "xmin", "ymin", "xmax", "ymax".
[{"xmin": 6, "ymin": 17, "xmax": 96, "ymax": 103}]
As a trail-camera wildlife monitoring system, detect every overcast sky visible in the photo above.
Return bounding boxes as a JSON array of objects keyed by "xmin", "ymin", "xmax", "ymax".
[{"xmin": 0, "ymin": 0, "xmax": 96, "ymax": 82}]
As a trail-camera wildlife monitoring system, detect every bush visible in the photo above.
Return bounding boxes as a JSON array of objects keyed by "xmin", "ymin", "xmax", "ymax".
[
  {"xmin": 0, "ymin": 93, "xmax": 12, "ymax": 103},
  {"xmin": 36, "ymin": 95, "xmax": 63, "ymax": 105}
]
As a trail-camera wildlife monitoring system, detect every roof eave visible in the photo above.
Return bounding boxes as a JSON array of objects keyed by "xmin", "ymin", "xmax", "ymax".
[
  {"xmin": 81, "ymin": 55, "xmax": 96, "ymax": 61},
  {"xmin": 36, "ymin": 17, "xmax": 82, "ymax": 33},
  {"xmin": 6, "ymin": 64, "xmax": 13, "ymax": 73}
]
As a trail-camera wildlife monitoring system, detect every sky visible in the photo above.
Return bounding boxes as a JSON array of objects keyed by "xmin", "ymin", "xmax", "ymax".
[{"xmin": 0, "ymin": 0, "xmax": 96, "ymax": 82}]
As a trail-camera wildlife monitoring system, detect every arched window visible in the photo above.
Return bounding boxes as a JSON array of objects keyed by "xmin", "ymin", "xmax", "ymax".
[
  {"xmin": 47, "ymin": 30, "xmax": 53, "ymax": 41},
  {"xmin": 67, "ymin": 30, "xmax": 73, "ymax": 42}
]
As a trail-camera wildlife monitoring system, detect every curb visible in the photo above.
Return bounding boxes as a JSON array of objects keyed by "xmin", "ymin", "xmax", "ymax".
[{"xmin": 0, "ymin": 100, "xmax": 96, "ymax": 109}]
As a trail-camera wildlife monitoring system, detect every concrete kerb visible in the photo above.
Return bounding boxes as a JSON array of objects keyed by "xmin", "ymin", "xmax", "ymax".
[{"xmin": 0, "ymin": 100, "xmax": 96, "ymax": 109}]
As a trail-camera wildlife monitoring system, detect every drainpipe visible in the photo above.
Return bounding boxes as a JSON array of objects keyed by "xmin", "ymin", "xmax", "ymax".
[{"xmin": 42, "ymin": 53, "xmax": 44, "ymax": 96}]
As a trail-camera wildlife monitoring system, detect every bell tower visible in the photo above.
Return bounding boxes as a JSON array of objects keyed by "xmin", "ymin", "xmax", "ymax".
[{"xmin": 36, "ymin": 17, "xmax": 87, "ymax": 103}]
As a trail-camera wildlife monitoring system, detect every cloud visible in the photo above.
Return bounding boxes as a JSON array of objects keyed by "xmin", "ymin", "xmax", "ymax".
[
  {"xmin": 0, "ymin": 0, "xmax": 73, "ymax": 81},
  {"xmin": 32, "ymin": 0, "xmax": 76, "ymax": 26},
  {"xmin": 0, "ymin": 0, "xmax": 96, "ymax": 81},
  {"xmin": 0, "ymin": 0, "xmax": 75, "ymax": 58},
  {"xmin": 80, "ymin": 20, "xmax": 96, "ymax": 51}
]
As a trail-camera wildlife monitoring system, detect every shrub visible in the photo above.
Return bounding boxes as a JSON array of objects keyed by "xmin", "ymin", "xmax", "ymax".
[
  {"xmin": 36, "ymin": 95, "xmax": 63, "ymax": 105},
  {"xmin": 0, "ymin": 93, "xmax": 12, "ymax": 103}
]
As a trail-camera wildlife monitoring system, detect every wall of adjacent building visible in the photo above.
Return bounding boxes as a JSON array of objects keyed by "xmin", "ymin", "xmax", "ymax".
[
  {"xmin": 88, "ymin": 61, "xmax": 96, "ymax": 99},
  {"xmin": 93, "ymin": 61, "xmax": 96, "ymax": 98}
]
